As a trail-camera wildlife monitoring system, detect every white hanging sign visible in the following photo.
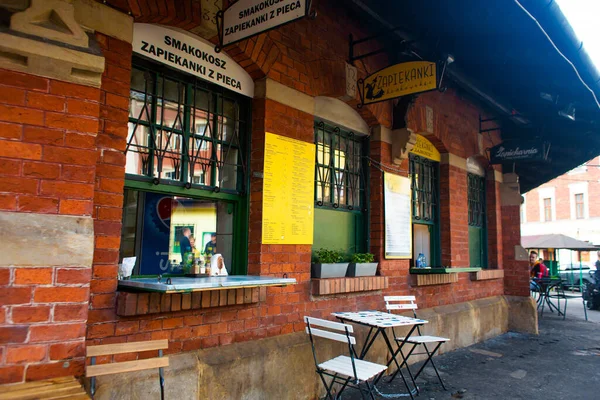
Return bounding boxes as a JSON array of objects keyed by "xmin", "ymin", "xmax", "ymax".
[
  {"xmin": 221, "ymin": 0, "xmax": 307, "ymax": 46},
  {"xmin": 132, "ymin": 23, "xmax": 254, "ymax": 98}
]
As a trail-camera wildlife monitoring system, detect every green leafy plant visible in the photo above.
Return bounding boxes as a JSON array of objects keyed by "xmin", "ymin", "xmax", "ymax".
[
  {"xmin": 314, "ymin": 248, "xmax": 346, "ymax": 264},
  {"xmin": 351, "ymin": 253, "xmax": 375, "ymax": 263}
]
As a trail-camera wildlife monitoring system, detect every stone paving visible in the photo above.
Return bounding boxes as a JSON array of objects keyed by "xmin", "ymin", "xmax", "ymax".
[{"xmin": 340, "ymin": 297, "xmax": 600, "ymax": 400}]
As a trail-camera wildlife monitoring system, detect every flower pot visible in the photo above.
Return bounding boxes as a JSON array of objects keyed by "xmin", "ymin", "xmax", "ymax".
[
  {"xmin": 311, "ymin": 263, "xmax": 349, "ymax": 278},
  {"xmin": 347, "ymin": 262, "xmax": 378, "ymax": 277}
]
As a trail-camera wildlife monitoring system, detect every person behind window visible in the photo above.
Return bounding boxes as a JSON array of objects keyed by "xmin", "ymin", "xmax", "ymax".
[
  {"xmin": 529, "ymin": 251, "xmax": 548, "ymax": 279},
  {"xmin": 204, "ymin": 233, "xmax": 217, "ymax": 256},
  {"xmin": 179, "ymin": 228, "xmax": 192, "ymax": 262}
]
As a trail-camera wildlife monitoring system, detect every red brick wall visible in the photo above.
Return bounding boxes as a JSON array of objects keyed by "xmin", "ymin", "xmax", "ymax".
[
  {"xmin": 0, "ymin": 70, "xmax": 99, "ymax": 383},
  {"xmin": 86, "ymin": 33, "xmax": 131, "ymax": 346},
  {"xmin": 487, "ymin": 179, "xmax": 503, "ymax": 268},
  {"xmin": 80, "ymin": 0, "xmax": 509, "ymax": 364},
  {"xmin": 524, "ymin": 155, "xmax": 600, "ymax": 222},
  {"xmin": 503, "ymin": 205, "xmax": 529, "ymax": 296}
]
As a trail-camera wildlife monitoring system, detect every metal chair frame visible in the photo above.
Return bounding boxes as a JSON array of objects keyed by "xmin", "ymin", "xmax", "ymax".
[
  {"xmin": 545, "ymin": 280, "xmax": 588, "ymax": 321},
  {"xmin": 305, "ymin": 316, "xmax": 386, "ymax": 400},
  {"xmin": 384, "ymin": 296, "xmax": 449, "ymax": 392}
]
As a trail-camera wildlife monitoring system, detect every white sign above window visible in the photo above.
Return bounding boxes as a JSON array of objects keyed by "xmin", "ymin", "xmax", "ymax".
[
  {"xmin": 220, "ymin": 0, "xmax": 307, "ymax": 47},
  {"xmin": 132, "ymin": 23, "xmax": 254, "ymax": 98}
]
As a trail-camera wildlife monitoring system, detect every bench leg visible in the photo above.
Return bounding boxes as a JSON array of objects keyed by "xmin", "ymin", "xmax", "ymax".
[
  {"xmin": 159, "ymin": 350, "xmax": 165, "ymax": 400},
  {"xmin": 90, "ymin": 356, "xmax": 96, "ymax": 399}
]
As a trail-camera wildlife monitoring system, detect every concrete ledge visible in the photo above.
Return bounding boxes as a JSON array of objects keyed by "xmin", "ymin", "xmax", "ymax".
[
  {"xmin": 0, "ymin": 211, "xmax": 94, "ymax": 267},
  {"xmin": 0, "ymin": 32, "xmax": 105, "ymax": 87},
  {"xmin": 116, "ymin": 287, "xmax": 265, "ymax": 316},
  {"xmin": 92, "ymin": 294, "xmax": 538, "ymax": 399},
  {"xmin": 471, "ymin": 269, "xmax": 505, "ymax": 281},
  {"xmin": 311, "ymin": 276, "xmax": 388, "ymax": 295},
  {"xmin": 506, "ymin": 295, "xmax": 539, "ymax": 334}
]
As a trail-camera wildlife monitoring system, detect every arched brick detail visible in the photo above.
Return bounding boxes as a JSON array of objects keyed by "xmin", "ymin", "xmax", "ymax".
[{"xmin": 117, "ymin": 0, "xmax": 205, "ymax": 30}]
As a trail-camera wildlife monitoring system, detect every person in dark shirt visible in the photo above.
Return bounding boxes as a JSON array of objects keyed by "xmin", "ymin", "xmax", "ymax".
[
  {"xmin": 530, "ymin": 251, "xmax": 549, "ymax": 279},
  {"xmin": 204, "ymin": 233, "xmax": 217, "ymax": 256},
  {"xmin": 179, "ymin": 228, "xmax": 192, "ymax": 262}
]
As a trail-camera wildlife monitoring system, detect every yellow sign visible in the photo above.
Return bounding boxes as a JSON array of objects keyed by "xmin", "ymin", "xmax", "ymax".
[
  {"xmin": 361, "ymin": 61, "xmax": 437, "ymax": 105},
  {"xmin": 262, "ymin": 132, "xmax": 315, "ymax": 244},
  {"xmin": 410, "ymin": 134, "xmax": 441, "ymax": 162},
  {"xmin": 384, "ymin": 173, "xmax": 412, "ymax": 259}
]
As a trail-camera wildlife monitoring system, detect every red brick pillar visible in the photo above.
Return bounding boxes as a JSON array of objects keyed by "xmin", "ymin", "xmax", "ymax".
[
  {"xmin": 439, "ymin": 162, "xmax": 469, "ymax": 266},
  {"xmin": 501, "ymin": 174, "xmax": 530, "ymax": 296},
  {"xmin": 0, "ymin": 69, "xmax": 100, "ymax": 383},
  {"xmin": 87, "ymin": 33, "xmax": 132, "ymax": 342},
  {"xmin": 248, "ymin": 97, "xmax": 313, "ymax": 335},
  {"xmin": 486, "ymin": 171, "xmax": 503, "ymax": 268}
]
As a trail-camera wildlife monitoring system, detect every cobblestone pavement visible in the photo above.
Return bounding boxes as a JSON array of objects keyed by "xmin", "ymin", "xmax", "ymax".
[{"xmin": 339, "ymin": 305, "xmax": 600, "ymax": 400}]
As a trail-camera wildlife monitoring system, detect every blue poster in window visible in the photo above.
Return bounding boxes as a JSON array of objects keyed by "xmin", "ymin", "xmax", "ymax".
[{"xmin": 141, "ymin": 192, "xmax": 172, "ymax": 275}]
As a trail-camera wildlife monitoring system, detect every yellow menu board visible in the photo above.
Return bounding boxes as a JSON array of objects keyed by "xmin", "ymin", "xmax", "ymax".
[{"xmin": 262, "ymin": 132, "xmax": 315, "ymax": 244}]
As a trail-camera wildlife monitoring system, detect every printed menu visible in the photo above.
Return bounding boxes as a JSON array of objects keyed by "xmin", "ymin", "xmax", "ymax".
[{"xmin": 262, "ymin": 132, "xmax": 315, "ymax": 244}]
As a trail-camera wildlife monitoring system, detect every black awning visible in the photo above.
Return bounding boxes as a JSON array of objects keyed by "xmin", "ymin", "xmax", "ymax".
[{"xmin": 350, "ymin": 0, "xmax": 600, "ymax": 192}]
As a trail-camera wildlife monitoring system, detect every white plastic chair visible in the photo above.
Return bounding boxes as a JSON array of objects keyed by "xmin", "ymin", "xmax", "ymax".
[
  {"xmin": 384, "ymin": 296, "xmax": 450, "ymax": 391},
  {"xmin": 305, "ymin": 316, "xmax": 387, "ymax": 400}
]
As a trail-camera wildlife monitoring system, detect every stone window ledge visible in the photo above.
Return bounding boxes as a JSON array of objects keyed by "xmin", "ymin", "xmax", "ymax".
[
  {"xmin": 311, "ymin": 276, "xmax": 388, "ymax": 296},
  {"xmin": 470, "ymin": 269, "xmax": 504, "ymax": 281},
  {"xmin": 116, "ymin": 287, "xmax": 265, "ymax": 316}
]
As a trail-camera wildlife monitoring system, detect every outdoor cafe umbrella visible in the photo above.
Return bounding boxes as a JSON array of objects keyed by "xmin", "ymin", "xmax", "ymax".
[{"xmin": 522, "ymin": 233, "xmax": 599, "ymax": 287}]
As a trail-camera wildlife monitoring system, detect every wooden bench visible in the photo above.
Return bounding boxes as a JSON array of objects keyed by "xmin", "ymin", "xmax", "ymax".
[
  {"xmin": 86, "ymin": 339, "xmax": 169, "ymax": 399},
  {"xmin": 0, "ymin": 376, "xmax": 90, "ymax": 400}
]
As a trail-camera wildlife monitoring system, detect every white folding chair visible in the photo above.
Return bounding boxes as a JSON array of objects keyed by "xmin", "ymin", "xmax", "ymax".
[
  {"xmin": 305, "ymin": 316, "xmax": 387, "ymax": 400},
  {"xmin": 384, "ymin": 296, "xmax": 450, "ymax": 391}
]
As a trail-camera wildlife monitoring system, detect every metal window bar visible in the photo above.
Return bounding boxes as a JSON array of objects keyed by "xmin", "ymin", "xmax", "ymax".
[
  {"xmin": 409, "ymin": 155, "xmax": 438, "ymax": 222},
  {"xmin": 314, "ymin": 121, "xmax": 364, "ymax": 210},
  {"xmin": 126, "ymin": 64, "xmax": 247, "ymax": 195},
  {"xmin": 467, "ymin": 173, "xmax": 485, "ymax": 227}
]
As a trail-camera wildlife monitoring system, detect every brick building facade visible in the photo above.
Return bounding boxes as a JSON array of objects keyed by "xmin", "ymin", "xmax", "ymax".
[
  {"xmin": 0, "ymin": 1, "xmax": 535, "ymax": 398},
  {"xmin": 522, "ymin": 156, "xmax": 600, "ymax": 264}
]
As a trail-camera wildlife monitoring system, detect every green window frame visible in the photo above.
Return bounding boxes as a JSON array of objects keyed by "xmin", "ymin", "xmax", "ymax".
[
  {"xmin": 409, "ymin": 154, "xmax": 441, "ymax": 267},
  {"xmin": 313, "ymin": 121, "xmax": 369, "ymax": 254},
  {"xmin": 122, "ymin": 57, "xmax": 251, "ymax": 275},
  {"xmin": 467, "ymin": 172, "xmax": 488, "ymax": 268}
]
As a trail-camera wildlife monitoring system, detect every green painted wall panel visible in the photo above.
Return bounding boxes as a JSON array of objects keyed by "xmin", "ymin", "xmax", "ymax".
[{"xmin": 313, "ymin": 208, "xmax": 361, "ymax": 256}]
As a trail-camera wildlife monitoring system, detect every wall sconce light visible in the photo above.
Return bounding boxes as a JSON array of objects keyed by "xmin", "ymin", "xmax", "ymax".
[{"xmin": 559, "ymin": 103, "xmax": 576, "ymax": 121}]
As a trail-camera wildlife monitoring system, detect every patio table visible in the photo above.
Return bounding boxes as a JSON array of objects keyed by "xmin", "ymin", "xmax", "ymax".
[
  {"xmin": 532, "ymin": 277, "xmax": 564, "ymax": 316},
  {"xmin": 332, "ymin": 310, "xmax": 427, "ymax": 399}
]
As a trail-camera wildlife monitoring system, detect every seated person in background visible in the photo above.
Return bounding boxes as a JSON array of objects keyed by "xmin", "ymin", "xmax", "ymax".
[
  {"xmin": 529, "ymin": 251, "xmax": 549, "ymax": 282},
  {"xmin": 204, "ymin": 233, "xmax": 217, "ymax": 256},
  {"xmin": 210, "ymin": 254, "xmax": 228, "ymax": 276}
]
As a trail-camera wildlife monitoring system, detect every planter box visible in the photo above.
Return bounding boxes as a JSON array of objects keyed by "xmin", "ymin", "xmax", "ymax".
[
  {"xmin": 347, "ymin": 262, "xmax": 378, "ymax": 277},
  {"xmin": 311, "ymin": 263, "xmax": 349, "ymax": 279}
]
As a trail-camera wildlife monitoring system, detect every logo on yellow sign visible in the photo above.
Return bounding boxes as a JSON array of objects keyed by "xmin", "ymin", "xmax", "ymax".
[{"xmin": 360, "ymin": 61, "xmax": 437, "ymax": 105}]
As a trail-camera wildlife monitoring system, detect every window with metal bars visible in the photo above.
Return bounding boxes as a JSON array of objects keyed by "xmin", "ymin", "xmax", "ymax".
[
  {"xmin": 314, "ymin": 121, "xmax": 365, "ymax": 210},
  {"xmin": 467, "ymin": 173, "xmax": 486, "ymax": 227},
  {"xmin": 409, "ymin": 155, "xmax": 438, "ymax": 223},
  {"xmin": 468, "ymin": 172, "xmax": 487, "ymax": 268},
  {"xmin": 409, "ymin": 154, "xmax": 440, "ymax": 267},
  {"xmin": 121, "ymin": 59, "xmax": 250, "ymax": 276},
  {"xmin": 126, "ymin": 60, "xmax": 249, "ymax": 194}
]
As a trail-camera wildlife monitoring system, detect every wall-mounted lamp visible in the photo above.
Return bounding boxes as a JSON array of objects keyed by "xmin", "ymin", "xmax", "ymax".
[{"xmin": 559, "ymin": 103, "xmax": 576, "ymax": 121}]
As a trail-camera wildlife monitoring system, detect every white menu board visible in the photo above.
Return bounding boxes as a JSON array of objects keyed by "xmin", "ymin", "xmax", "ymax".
[{"xmin": 384, "ymin": 173, "xmax": 412, "ymax": 258}]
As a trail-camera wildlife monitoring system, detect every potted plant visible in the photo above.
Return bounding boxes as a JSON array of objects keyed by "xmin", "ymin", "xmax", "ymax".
[
  {"xmin": 311, "ymin": 248, "xmax": 349, "ymax": 278},
  {"xmin": 347, "ymin": 253, "xmax": 378, "ymax": 277}
]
